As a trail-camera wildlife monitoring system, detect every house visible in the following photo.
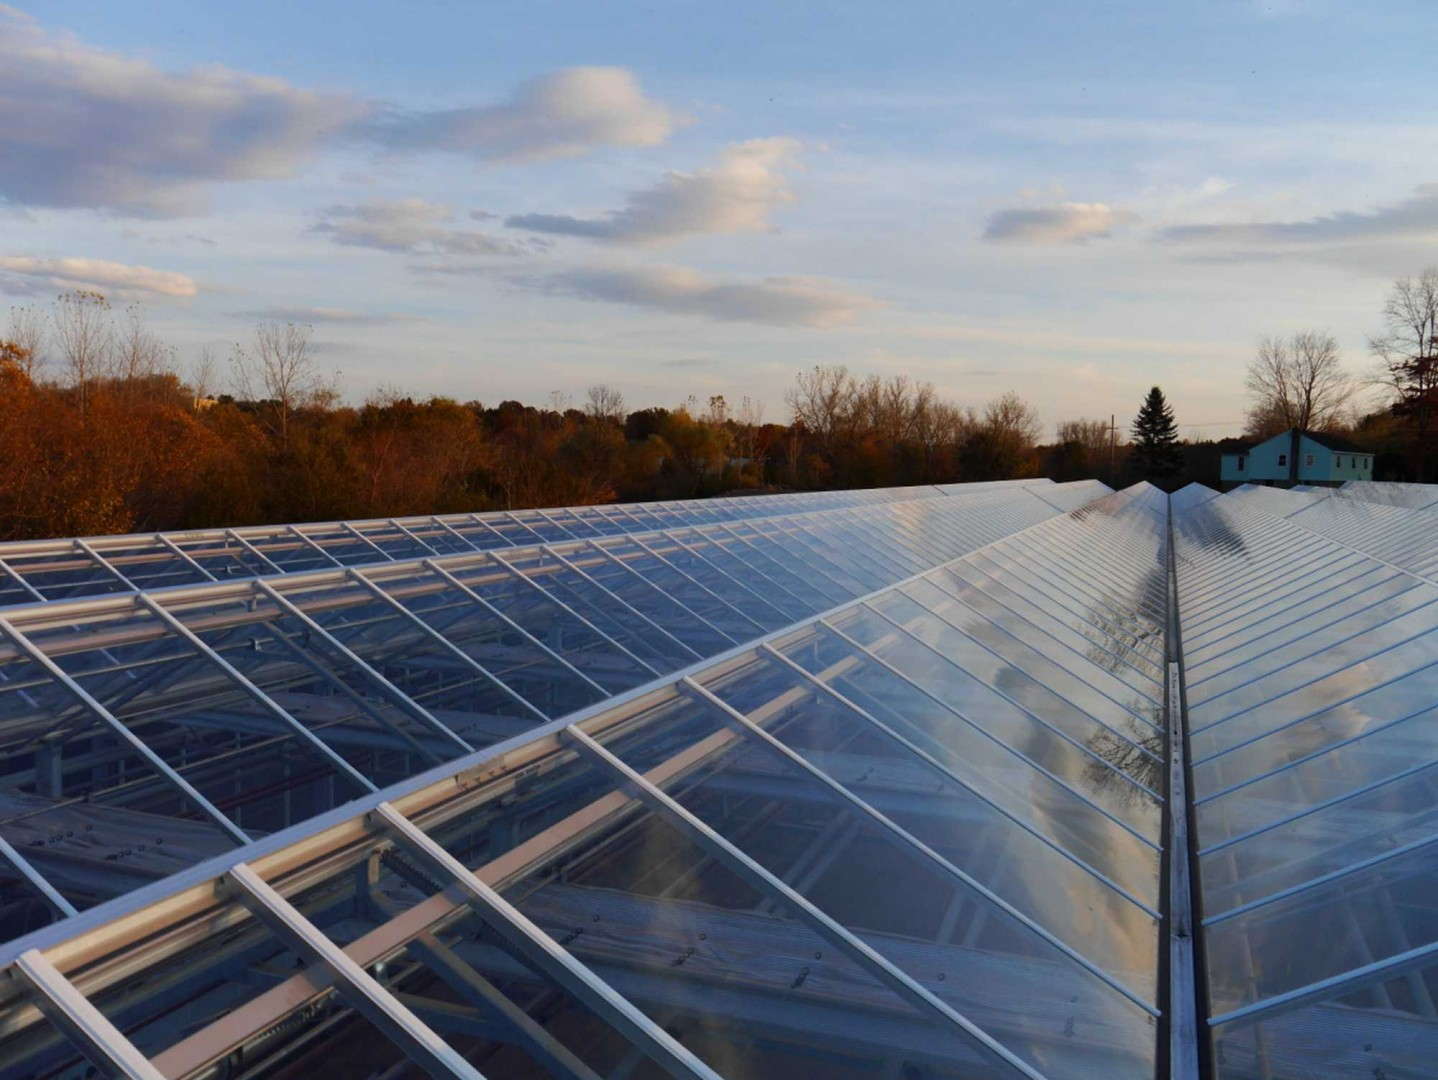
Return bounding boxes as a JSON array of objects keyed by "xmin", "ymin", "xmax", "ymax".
[{"xmin": 1220, "ymin": 428, "xmax": 1373, "ymax": 488}]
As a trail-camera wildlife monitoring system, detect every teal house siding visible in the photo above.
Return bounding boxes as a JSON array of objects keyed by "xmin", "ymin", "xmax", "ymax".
[{"xmin": 1221, "ymin": 429, "xmax": 1373, "ymax": 487}]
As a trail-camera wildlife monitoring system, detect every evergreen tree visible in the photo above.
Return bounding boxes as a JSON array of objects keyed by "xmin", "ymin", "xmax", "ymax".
[{"xmin": 1130, "ymin": 386, "xmax": 1182, "ymax": 486}]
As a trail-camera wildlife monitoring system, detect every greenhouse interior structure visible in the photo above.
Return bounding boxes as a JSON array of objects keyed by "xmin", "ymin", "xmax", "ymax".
[{"xmin": 0, "ymin": 476, "xmax": 1432, "ymax": 1079}]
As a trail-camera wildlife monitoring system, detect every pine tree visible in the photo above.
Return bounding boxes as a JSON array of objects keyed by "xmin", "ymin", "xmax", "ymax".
[{"xmin": 1130, "ymin": 385, "xmax": 1182, "ymax": 486}]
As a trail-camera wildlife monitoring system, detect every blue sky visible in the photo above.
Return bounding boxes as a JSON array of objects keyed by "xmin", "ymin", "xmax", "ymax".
[{"xmin": 4, "ymin": 1, "xmax": 1437, "ymax": 435}]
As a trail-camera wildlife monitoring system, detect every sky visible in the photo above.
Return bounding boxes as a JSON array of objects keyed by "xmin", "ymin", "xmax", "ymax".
[{"xmin": 3, "ymin": 0, "xmax": 1437, "ymax": 438}]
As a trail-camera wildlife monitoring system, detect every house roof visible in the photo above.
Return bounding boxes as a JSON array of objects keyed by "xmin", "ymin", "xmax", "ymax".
[
  {"xmin": 1302, "ymin": 429, "xmax": 1368, "ymax": 453},
  {"xmin": 1223, "ymin": 428, "xmax": 1370, "ymax": 455}
]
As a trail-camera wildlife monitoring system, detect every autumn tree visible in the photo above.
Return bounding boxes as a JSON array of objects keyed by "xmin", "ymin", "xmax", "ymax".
[
  {"xmin": 351, "ymin": 391, "xmax": 490, "ymax": 515},
  {"xmin": 1130, "ymin": 386, "xmax": 1182, "ymax": 486},
  {"xmin": 656, "ymin": 405, "xmax": 731, "ymax": 495}
]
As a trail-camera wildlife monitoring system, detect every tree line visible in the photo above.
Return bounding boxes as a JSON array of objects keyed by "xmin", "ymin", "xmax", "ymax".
[
  {"xmin": 3, "ymin": 266, "xmax": 1433, "ymax": 540},
  {"xmin": 1, "ymin": 294, "xmax": 1071, "ymax": 540}
]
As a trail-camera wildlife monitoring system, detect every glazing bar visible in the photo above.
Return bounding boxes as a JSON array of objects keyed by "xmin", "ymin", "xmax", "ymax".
[
  {"xmin": 14, "ymin": 947, "xmax": 164, "ymax": 1080},
  {"xmin": 225, "ymin": 862, "xmax": 486, "ymax": 1080},
  {"xmin": 370, "ymin": 801, "xmax": 724, "ymax": 1080},
  {"xmin": 566, "ymin": 726, "xmax": 1049, "ymax": 1080},
  {"xmin": 0, "ymin": 616, "xmax": 251, "ymax": 844}
]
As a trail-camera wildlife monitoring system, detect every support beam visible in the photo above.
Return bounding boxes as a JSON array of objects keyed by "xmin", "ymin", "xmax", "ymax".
[
  {"xmin": 680, "ymin": 676, "xmax": 1156, "ymax": 1016},
  {"xmin": 0, "ymin": 617, "xmax": 251, "ymax": 845},
  {"xmin": 225, "ymin": 862, "xmax": 487, "ymax": 1080},
  {"xmin": 13, "ymin": 948, "xmax": 164, "ymax": 1080},
  {"xmin": 565, "ymin": 725, "xmax": 1048, "ymax": 1080},
  {"xmin": 369, "ymin": 801, "xmax": 723, "ymax": 1080}
]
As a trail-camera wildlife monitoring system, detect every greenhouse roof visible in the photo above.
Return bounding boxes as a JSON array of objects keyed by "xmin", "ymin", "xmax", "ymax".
[{"xmin": 0, "ymin": 478, "xmax": 1431, "ymax": 1079}]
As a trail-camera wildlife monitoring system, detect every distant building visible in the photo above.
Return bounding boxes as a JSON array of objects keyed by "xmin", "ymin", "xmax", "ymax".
[{"xmin": 1220, "ymin": 428, "xmax": 1373, "ymax": 488}]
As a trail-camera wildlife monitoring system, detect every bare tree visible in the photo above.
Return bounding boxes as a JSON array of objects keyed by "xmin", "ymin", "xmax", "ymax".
[
  {"xmin": 114, "ymin": 303, "xmax": 172, "ymax": 384},
  {"xmin": 1245, "ymin": 330, "xmax": 1349, "ymax": 438},
  {"xmin": 6, "ymin": 305, "xmax": 45, "ymax": 378},
  {"xmin": 188, "ymin": 346, "xmax": 220, "ymax": 407},
  {"xmin": 1370, "ymin": 268, "xmax": 1438, "ymax": 478},
  {"xmin": 52, "ymin": 290, "xmax": 113, "ymax": 418},
  {"xmin": 1057, "ymin": 418, "xmax": 1112, "ymax": 455},
  {"xmin": 584, "ymin": 383, "xmax": 626, "ymax": 423},
  {"xmin": 985, "ymin": 391, "xmax": 1043, "ymax": 446},
  {"xmin": 786, "ymin": 364, "xmax": 856, "ymax": 449},
  {"xmin": 731, "ymin": 394, "xmax": 767, "ymax": 471},
  {"xmin": 230, "ymin": 321, "xmax": 332, "ymax": 447}
]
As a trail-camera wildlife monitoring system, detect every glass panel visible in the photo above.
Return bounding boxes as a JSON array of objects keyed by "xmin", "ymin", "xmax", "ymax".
[
  {"xmin": 695, "ymin": 654, "xmax": 1160, "ymax": 1001},
  {"xmin": 573, "ymin": 544, "xmax": 735, "ymax": 657},
  {"xmin": 669, "ymin": 528, "xmax": 813, "ymax": 624},
  {"xmin": 930, "ymin": 564, "xmax": 1163, "ymax": 691},
  {"xmin": 591, "ymin": 538, "xmax": 761, "ymax": 643},
  {"xmin": 2, "ymin": 549, "xmax": 130, "ymax": 601},
  {"xmin": 1206, "ymin": 844, "xmax": 1438, "ymax": 1015},
  {"xmin": 446, "ymin": 557, "xmax": 654, "ymax": 696},
  {"xmin": 853, "ymin": 596, "xmax": 1163, "ymax": 831},
  {"xmin": 356, "ymin": 565, "xmax": 599, "ymax": 727},
  {"xmin": 776, "ymin": 628, "xmax": 1161, "ymax": 905},
  {"xmin": 0, "ymin": 992, "xmax": 157, "ymax": 1080},
  {"xmin": 1191, "ymin": 629, "xmax": 1438, "ymax": 763},
  {"xmin": 946, "ymin": 559, "xmax": 1165, "ymax": 680},
  {"xmin": 706, "ymin": 528, "xmax": 839, "ymax": 613},
  {"xmin": 350, "ymin": 523, "xmax": 431, "ymax": 560},
  {"xmin": 1196, "ymin": 692, "xmax": 1438, "ymax": 845},
  {"xmin": 596, "ymin": 694, "xmax": 1158, "ymax": 1076},
  {"xmin": 835, "ymin": 601, "xmax": 1159, "ymax": 835},
  {"xmin": 1202, "ymin": 765, "xmax": 1438, "ymax": 917},
  {"xmin": 173, "ymin": 535, "xmax": 273, "ymax": 580},
  {"xmin": 1211, "ymin": 956, "xmax": 1438, "ymax": 1078},
  {"xmin": 1185, "ymin": 570, "xmax": 1412, "ymax": 684},
  {"xmin": 285, "ymin": 833, "xmax": 684, "ymax": 1079},
  {"xmin": 639, "ymin": 535, "xmax": 790, "ymax": 632},
  {"xmin": 23, "ymin": 605, "xmax": 367, "ymax": 834},
  {"xmin": 1189, "ymin": 596, "xmax": 1438, "ymax": 731},
  {"xmin": 500, "ymin": 548, "xmax": 691, "ymax": 672},
  {"xmin": 903, "ymin": 576, "xmax": 1164, "ymax": 739}
]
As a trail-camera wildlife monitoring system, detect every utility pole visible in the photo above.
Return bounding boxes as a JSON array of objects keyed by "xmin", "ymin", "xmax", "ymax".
[{"xmin": 1110, "ymin": 413, "xmax": 1117, "ymax": 484}]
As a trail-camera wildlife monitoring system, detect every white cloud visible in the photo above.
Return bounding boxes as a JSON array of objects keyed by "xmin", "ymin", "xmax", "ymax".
[
  {"xmin": 314, "ymin": 200, "xmax": 542, "ymax": 256},
  {"xmin": 0, "ymin": 256, "xmax": 197, "ymax": 298},
  {"xmin": 983, "ymin": 202, "xmax": 1135, "ymax": 244},
  {"xmin": 369, "ymin": 67, "xmax": 680, "ymax": 163},
  {"xmin": 507, "ymin": 137, "xmax": 799, "ymax": 243},
  {"xmin": 0, "ymin": 9, "xmax": 679, "ymax": 215},
  {"xmin": 519, "ymin": 264, "xmax": 878, "ymax": 327},
  {"xmin": 1161, "ymin": 183, "xmax": 1438, "ymax": 245},
  {"xmin": 0, "ymin": 5, "xmax": 365, "ymax": 215},
  {"xmin": 231, "ymin": 305, "xmax": 412, "ymax": 325}
]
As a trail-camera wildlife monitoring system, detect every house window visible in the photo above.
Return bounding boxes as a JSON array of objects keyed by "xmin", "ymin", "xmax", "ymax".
[
  {"xmin": 1352, "ymin": 457, "xmax": 1358, "ymax": 467},
  {"xmin": 1364, "ymin": 458, "xmax": 1370, "ymax": 469},
  {"xmin": 1237, "ymin": 455, "xmax": 1246, "ymax": 470},
  {"xmin": 1305, "ymin": 454, "xmax": 1314, "ymax": 467},
  {"xmin": 1335, "ymin": 456, "xmax": 1341, "ymax": 468},
  {"xmin": 1278, "ymin": 453, "xmax": 1287, "ymax": 466}
]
